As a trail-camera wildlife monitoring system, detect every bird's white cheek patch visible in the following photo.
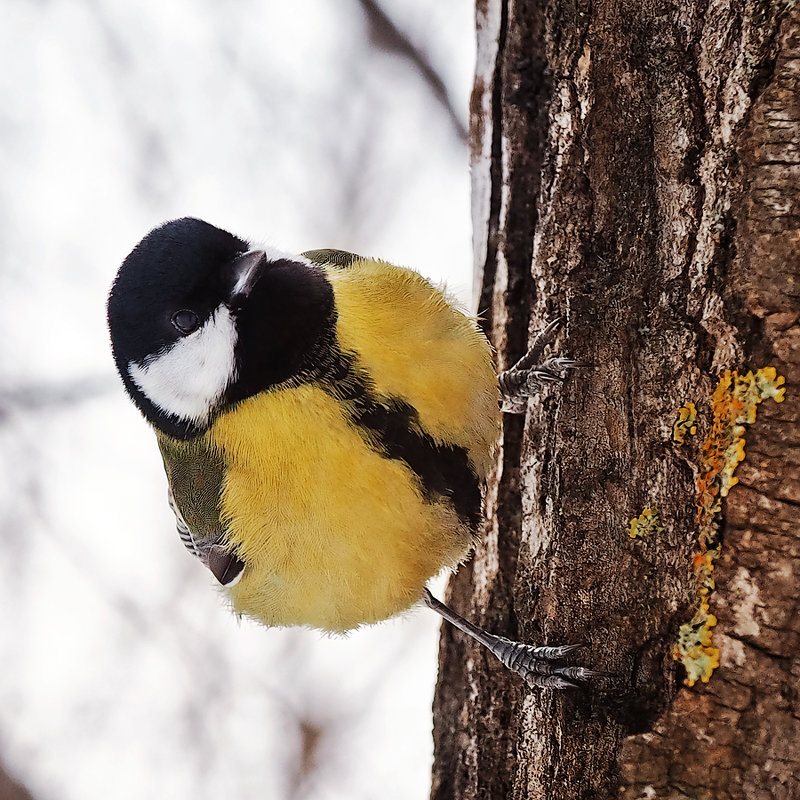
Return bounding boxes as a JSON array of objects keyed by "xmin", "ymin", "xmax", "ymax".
[{"xmin": 128, "ymin": 305, "xmax": 238, "ymax": 425}]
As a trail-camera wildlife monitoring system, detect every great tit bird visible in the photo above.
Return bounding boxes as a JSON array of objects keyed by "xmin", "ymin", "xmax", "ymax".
[{"xmin": 107, "ymin": 217, "xmax": 593, "ymax": 689}]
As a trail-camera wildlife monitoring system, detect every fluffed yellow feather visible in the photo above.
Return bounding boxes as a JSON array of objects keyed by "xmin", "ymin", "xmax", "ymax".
[
  {"xmin": 327, "ymin": 259, "xmax": 499, "ymax": 478},
  {"xmin": 164, "ymin": 258, "xmax": 500, "ymax": 633}
]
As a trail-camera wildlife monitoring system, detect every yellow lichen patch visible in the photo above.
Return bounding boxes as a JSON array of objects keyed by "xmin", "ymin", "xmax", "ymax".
[
  {"xmin": 672, "ymin": 402, "xmax": 698, "ymax": 445},
  {"xmin": 699, "ymin": 368, "xmax": 785, "ymax": 505},
  {"xmin": 673, "ymin": 367, "xmax": 786, "ymax": 686},
  {"xmin": 756, "ymin": 366, "xmax": 787, "ymax": 402},
  {"xmin": 628, "ymin": 506, "xmax": 664, "ymax": 539},
  {"xmin": 674, "ymin": 597, "xmax": 720, "ymax": 685}
]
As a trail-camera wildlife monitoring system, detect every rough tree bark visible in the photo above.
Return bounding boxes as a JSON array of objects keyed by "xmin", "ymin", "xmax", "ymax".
[{"xmin": 431, "ymin": 1, "xmax": 799, "ymax": 798}]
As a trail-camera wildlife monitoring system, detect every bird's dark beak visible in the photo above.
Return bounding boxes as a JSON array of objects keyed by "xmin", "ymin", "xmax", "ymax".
[{"xmin": 227, "ymin": 249, "xmax": 267, "ymax": 305}]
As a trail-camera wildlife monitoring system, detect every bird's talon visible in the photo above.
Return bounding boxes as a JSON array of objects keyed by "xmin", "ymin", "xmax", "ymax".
[
  {"xmin": 490, "ymin": 636, "xmax": 597, "ymax": 689},
  {"xmin": 527, "ymin": 642, "xmax": 587, "ymax": 660}
]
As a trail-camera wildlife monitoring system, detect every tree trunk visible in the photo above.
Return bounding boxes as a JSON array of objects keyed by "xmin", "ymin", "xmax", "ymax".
[{"xmin": 431, "ymin": 1, "xmax": 800, "ymax": 798}]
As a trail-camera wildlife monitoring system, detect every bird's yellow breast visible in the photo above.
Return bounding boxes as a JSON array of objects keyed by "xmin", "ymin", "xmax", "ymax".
[
  {"xmin": 209, "ymin": 386, "xmax": 472, "ymax": 631},
  {"xmin": 165, "ymin": 257, "xmax": 500, "ymax": 633}
]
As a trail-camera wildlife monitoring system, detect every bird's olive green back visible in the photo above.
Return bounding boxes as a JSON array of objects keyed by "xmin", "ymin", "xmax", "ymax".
[
  {"xmin": 302, "ymin": 249, "xmax": 363, "ymax": 268},
  {"xmin": 156, "ymin": 432, "xmax": 225, "ymax": 540}
]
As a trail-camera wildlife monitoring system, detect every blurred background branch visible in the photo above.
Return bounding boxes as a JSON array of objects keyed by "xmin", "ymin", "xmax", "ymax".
[
  {"xmin": 0, "ymin": 2, "xmax": 474, "ymax": 799},
  {"xmin": 357, "ymin": 0, "xmax": 469, "ymax": 145}
]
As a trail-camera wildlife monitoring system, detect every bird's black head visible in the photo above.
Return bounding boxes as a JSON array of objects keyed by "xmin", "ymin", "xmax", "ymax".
[{"xmin": 107, "ymin": 217, "xmax": 335, "ymax": 439}]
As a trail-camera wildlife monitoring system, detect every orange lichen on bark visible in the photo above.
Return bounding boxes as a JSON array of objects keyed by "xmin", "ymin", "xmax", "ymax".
[
  {"xmin": 672, "ymin": 402, "xmax": 698, "ymax": 445},
  {"xmin": 628, "ymin": 506, "xmax": 663, "ymax": 538},
  {"xmin": 673, "ymin": 367, "xmax": 785, "ymax": 686}
]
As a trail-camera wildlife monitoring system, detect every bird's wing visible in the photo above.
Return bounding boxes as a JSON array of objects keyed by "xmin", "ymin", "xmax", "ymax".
[
  {"xmin": 161, "ymin": 442, "xmax": 245, "ymax": 586},
  {"xmin": 302, "ymin": 248, "xmax": 364, "ymax": 268},
  {"xmin": 167, "ymin": 484, "xmax": 201, "ymax": 558},
  {"xmin": 156, "ymin": 432, "xmax": 227, "ymax": 546}
]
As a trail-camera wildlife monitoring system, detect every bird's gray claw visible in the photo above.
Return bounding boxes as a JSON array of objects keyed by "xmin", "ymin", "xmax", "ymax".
[
  {"xmin": 525, "ymin": 665, "xmax": 602, "ymax": 690},
  {"xmin": 503, "ymin": 357, "xmax": 586, "ymax": 403},
  {"xmin": 498, "ymin": 318, "xmax": 586, "ymax": 410},
  {"xmin": 489, "ymin": 637, "xmax": 598, "ymax": 690},
  {"xmin": 536, "ymin": 316, "xmax": 564, "ymax": 345},
  {"xmin": 514, "ymin": 318, "xmax": 564, "ymax": 372},
  {"xmin": 528, "ymin": 642, "xmax": 588, "ymax": 660},
  {"xmin": 530, "ymin": 356, "xmax": 586, "ymax": 380}
]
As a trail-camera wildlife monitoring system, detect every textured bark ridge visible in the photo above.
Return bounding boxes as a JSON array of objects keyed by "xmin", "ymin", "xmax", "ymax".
[{"xmin": 431, "ymin": 2, "xmax": 799, "ymax": 799}]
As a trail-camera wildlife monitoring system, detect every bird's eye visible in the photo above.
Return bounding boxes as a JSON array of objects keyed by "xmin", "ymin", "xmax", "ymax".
[{"xmin": 171, "ymin": 310, "xmax": 200, "ymax": 335}]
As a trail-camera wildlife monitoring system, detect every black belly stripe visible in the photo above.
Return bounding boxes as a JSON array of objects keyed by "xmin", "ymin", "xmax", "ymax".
[{"xmin": 316, "ymin": 349, "xmax": 482, "ymax": 530}]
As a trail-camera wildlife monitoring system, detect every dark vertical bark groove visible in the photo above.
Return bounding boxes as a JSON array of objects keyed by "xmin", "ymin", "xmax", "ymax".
[{"xmin": 432, "ymin": 1, "xmax": 799, "ymax": 798}]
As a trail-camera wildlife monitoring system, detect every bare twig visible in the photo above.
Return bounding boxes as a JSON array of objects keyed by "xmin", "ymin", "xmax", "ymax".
[{"xmin": 357, "ymin": 0, "xmax": 468, "ymax": 144}]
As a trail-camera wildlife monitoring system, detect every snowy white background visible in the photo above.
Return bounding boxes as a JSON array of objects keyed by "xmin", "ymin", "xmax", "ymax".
[{"xmin": 0, "ymin": 2, "xmax": 475, "ymax": 798}]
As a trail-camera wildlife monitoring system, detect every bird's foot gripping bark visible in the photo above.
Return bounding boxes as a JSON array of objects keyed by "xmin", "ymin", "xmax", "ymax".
[
  {"xmin": 423, "ymin": 590, "xmax": 598, "ymax": 689},
  {"xmin": 487, "ymin": 637, "xmax": 597, "ymax": 689},
  {"xmin": 498, "ymin": 318, "xmax": 586, "ymax": 413}
]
